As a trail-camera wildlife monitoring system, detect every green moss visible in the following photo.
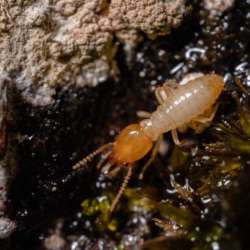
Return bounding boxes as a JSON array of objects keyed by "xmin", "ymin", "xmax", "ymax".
[
  {"xmin": 239, "ymin": 109, "xmax": 250, "ymax": 137},
  {"xmin": 78, "ymin": 92, "xmax": 250, "ymax": 248},
  {"xmin": 158, "ymin": 202, "xmax": 196, "ymax": 228},
  {"xmin": 190, "ymin": 226, "xmax": 223, "ymax": 250},
  {"xmin": 125, "ymin": 188, "xmax": 195, "ymax": 228},
  {"xmin": 228, "ymin": 134, "xmax": 250, "ymax": 153},
  {"xmin": 170, "ymin": 146, "xmax": 189, "ymax": 172},
  {"xmin": 81, "ymin": 195, "xmax": 118, "ymax": 232}
]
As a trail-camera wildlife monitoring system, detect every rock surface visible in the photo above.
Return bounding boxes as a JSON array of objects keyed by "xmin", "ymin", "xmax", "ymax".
[
  {"xmin": 0, "ymin": 0, "xmax": 186, "ymax": 106},
  {"xmin": 0, "ymin": 77, "xmax": 16, "ymax": 239}
]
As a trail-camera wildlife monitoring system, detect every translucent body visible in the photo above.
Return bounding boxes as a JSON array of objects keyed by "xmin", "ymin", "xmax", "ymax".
[
  {"xmin": 140, "ymin": 74, "xmax": 224, "ymax": 140},
  {"xmin": 111, "ymin": 124, "xmax": 153, "ymax": 164}
]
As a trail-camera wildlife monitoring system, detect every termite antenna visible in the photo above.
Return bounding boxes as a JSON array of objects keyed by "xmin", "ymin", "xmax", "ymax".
[
  {"xmin": 110, "ymin": 166, "xmax": 132, "ymax": 213},
  {"xmin": 72, "ymin": 143, "xmax": 113, "ymax": 170},
  {"xmin": 96, "ymin": 151, "xmax": 112, "ymax": 170}
]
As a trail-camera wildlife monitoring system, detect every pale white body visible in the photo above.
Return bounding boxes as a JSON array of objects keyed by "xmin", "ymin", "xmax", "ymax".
[{"xmin": 140, "ymin": 74, "xmax": 224, "ymax": 140}]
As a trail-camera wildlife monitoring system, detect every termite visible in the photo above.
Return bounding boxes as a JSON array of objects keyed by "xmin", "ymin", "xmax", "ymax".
[{"xmin": 72, "ymin": 73, "xmax": 224, "ymax": 212}]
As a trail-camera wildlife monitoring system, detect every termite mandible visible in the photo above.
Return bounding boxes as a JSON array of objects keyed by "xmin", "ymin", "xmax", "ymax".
[{"xmin": 72, "ymin": 73, "xmax": 224, "ymax": 212}]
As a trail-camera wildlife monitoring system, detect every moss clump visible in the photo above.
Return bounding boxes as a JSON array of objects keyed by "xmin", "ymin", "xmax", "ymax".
[{"xmin": 81, "ymin": 195, "xmax": 118, "ymax": 232}]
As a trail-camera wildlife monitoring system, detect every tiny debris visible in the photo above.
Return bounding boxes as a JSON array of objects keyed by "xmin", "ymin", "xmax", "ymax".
[
  {"xmin": 44, "ymin": 234, "xmax": 66, "ymax": 250},
  {"xmin": 0, "ymin": 217, "xmax": 16, "ymax": 239},
  {"xmin": 204, "ymin": 0, "xmax": 235, "ymax": 15}
]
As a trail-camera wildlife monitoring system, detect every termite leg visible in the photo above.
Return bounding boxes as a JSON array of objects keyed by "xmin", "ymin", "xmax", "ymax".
[
  {"xmin": 139, "ymin": 135, "xmax": 162, "ymax": 180},
  {"xmin": 72, "ymin": 143, "xmax": 113, "ymax": 170},
  {"xmin": 106, "ymin": 164, "xmax": 121, "ymax": 177},
  {"xmin": 155, "ymin": 88, "xmax": 167, "ymax": 104},
  {"xmin": 196, "ymin": 104, "xmax": 218, "ymax": 123},
  {"xmin": 101, "ymin": 161, "xmax": 115, "ymax": 175},
  {"xmin": 110, "ymin": 165, "xmax": 132, "ymax": 213},
  {"xmin": 137, "ymin": 110, "xmax": 151, "ymax": 118},
  {"xmin": 96, "ymin": 151, "xmax": 112, "ymax": 170},
  {"xmin": 171, "ymin": 129, "xmax": 189, "ymax": 147},
  {"xmin": 188, "ymin": 104, "xmax": 218, "ymax": 134},
  {"xmin": 162, "ymin": 80, "xmax": 178, "ymax": 89},
  {"xmin": 155, "ymin": 84, "xmax": 174, "ymax": 104}
]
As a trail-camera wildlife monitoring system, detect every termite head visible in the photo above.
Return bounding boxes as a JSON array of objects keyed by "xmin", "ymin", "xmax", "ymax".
[
  {"xmin": 72, "ymin": 124, "xmax": 153, "ymax": 213},
  {"xmin": 72, "ymin": 123, "xmax": 153, "ymax": 171},
  {"xmin": 111, "ymin": 123, "xmax": 153, "ymax": 165}
]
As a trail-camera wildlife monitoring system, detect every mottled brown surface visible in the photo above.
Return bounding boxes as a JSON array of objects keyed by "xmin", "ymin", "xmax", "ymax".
[{"xmin": 0, "ymin": 0, "xmax": 186, "ymax": 106}]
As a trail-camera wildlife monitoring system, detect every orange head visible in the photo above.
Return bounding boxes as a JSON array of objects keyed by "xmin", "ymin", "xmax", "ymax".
[{"xmin": 111, "ymin": 124, "xmax": 153, "ymax": 165}]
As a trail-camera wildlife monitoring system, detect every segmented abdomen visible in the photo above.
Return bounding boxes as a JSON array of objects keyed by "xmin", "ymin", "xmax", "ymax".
[{"xmin": 140, "ymin": 74, "xmax": 224, "ymax": 140}]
